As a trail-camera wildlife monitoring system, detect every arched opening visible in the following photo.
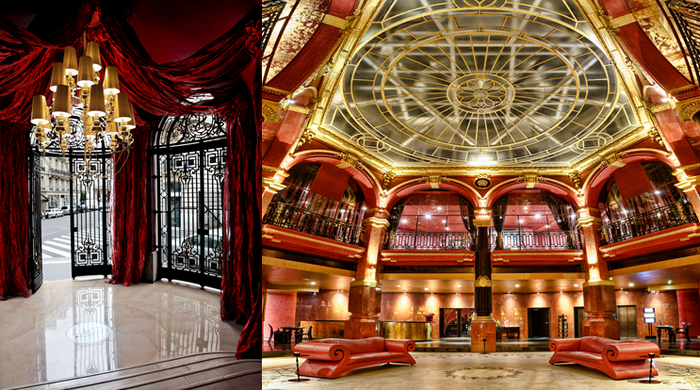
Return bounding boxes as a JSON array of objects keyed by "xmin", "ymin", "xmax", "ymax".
[
  {"xmin": 384, "ymin": 190, "xmax": 475, "ymax": 251},
  {"xmin": 263, "ymin": 163, "xmax": 367, "ymax": 246},
  {"xmin": 492, "ymin": 190, "xmax": 580, "ymax": 251},
  {"xmin": 598, "ymin": 162, "xmax": 698, "ymax": 245}
]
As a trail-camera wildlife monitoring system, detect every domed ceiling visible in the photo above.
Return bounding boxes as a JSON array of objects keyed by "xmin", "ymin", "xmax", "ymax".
[{"xmin": 322, "ymin": 0, "xmax": 640, "ymax": 167}]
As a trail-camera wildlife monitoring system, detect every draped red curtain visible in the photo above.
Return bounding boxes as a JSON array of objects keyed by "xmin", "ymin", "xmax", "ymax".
[
  {"xmin": 0, "ymin": 121, "xmax": 30, "ymax": 300},
  {"xmin": 0, "ymin": 2, "xmax": 261, "ymax": 358},
  {"xmin": 109, "ymin": 129, "xmax": 149, "ymax": 286}
]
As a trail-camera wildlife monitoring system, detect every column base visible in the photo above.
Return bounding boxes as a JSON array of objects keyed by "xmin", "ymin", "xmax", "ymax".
[
  {"xmin": 582, "ymin": 315, "xmax": 620, "ymax": 339},
  {"xmin": 471, "ymin": 317, "xmax": 496, "ymax": 353},
  {"xmin": 345, "ymin": 318, "xmax": 381, "ymax": 339},
  {"xmin": 583, "ymin": 282, "xmax": 620, "ymax": 339}
]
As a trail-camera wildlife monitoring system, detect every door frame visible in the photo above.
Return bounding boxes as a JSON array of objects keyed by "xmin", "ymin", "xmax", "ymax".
[{"xmin": 527, "ymin": 307, "xmax": 551, "ymax": 338}]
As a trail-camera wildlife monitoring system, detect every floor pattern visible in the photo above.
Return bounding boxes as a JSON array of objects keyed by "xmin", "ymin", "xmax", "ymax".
[{"xmin": 262, "ymin": 352, "xmax": 700, "ymax": 389}]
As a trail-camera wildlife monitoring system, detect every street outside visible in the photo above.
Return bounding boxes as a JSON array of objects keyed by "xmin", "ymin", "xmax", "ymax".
[{"xmin": 41, "ymin": 211, "xmax": 104, "ymax": 281}]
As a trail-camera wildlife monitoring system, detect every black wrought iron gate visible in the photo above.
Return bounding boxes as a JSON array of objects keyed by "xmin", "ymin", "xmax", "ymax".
[
  {"xmin": 69, "ymin": 151, "xmax": 112, "ymax": 278},
  {"xmin": 153, "ymin": 115, "xmax": 226, "ymax": 289},
  {"xmin": 27, "ymin": 144, "xmax": 43, "ymax": 293}
]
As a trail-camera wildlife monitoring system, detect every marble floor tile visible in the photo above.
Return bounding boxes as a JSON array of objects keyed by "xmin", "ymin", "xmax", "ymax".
[
  {"xmin": 262, "ymin": 352, "xmax": 700, "ymax": 389},
  {"xmin": 0, "ymin": 278, "xmax": 243, "ymax": 389}
]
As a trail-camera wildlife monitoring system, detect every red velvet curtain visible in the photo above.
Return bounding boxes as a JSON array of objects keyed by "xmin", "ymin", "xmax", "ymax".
[
  {"xmin": 0, "ymin": 121, "xmax": 30, "ymax": 299},
  {"xmin": 0, "ymin": 2, "xmax": 261, "ymax": 357},
  {"xmin": 109, "ymin": 129, "xmax": 149, "ymax": 286}
]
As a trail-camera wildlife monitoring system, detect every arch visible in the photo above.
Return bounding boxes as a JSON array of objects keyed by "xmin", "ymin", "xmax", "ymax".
[
  {"xmin": 385, "ymin": 179, "xmax": 480, "ymax": 211},
  {"xmin": 582, "ymin": 149, "xmax": 676, "ymax": 208},
  {"xmin": 284, "ymin": 151, "xmax": 380, "ymax": 209},
  {"xmin": 485, "ymin": 178, "xmax": 580, "ymax": 209}
]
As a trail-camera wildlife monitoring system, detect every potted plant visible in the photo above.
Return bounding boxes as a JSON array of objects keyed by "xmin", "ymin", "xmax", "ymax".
[{"xmin": 423, "ymin": 313, "xmax": 435, "ymax": 322}]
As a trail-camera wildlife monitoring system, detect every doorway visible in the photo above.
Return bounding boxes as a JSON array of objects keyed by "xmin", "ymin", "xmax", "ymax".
[
  {"xmin": 617, "ymin": 305, "xmax": 637, "ymax": 339},
  {"xmin": 440, "ymin": 308, "xmax": 474, "ymax": 337},
  {"xmin": 528, "ymin": 307, "xmax": 551, "ymax": 338},
  {"xmin": 574, "ymin": 307, "xmax": 586, "ymax": 338},
  {"xmin": 153, "ymin": 115, "xmax": 226, "ymax": 289}
]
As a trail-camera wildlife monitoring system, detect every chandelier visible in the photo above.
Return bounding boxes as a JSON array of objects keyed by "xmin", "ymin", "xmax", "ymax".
[{"xmin": 30, "ymin": 40, "xmax": 135, "ymax": 155}]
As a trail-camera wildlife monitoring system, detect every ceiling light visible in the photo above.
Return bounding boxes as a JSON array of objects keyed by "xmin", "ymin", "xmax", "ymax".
[
  {"xmin": 534, "ymin": 214, "xmax": 541, "ymax": 218},
  {"xmin": 32, "ymin": 45, "xmax": 135, "ymax": 155},
  {"xmin": 457, "ymin": 284, "xmax": 461, "ymax": 287},
  {"xmin": 515, "ymin": 284, "xmax": 520, "ymax": 288},
  {"xmin": 425, "ymin": 215, "xmax": 431, "ymax": 219},
  {"xmin": 668, "ymin": 280, "xmax": 672, "ymax": 284},
  {"xmin": 628, "ymin": 283, "xmax": 634, "ymax": 287},
  {"xmin": 519, "ymin": 219, "xmax": 524, "ymax": 224},
  {"xmin": 310, "ymin": 281, "xmax": 316, "ymax": 285},
  {"xmin": 401, "ymin": 219, "xmax": 408, "ymax": 223},
  {"xmin": 445, "ymin": 227, "xmax": 450, "ymax": 230},
  {"xmin": 574, "ymin": 284, "xmax": 578, "ymax": 287},
  {"xmin": 424, "ymin": 287, "xmax": 429, "ymax": 291},
  {"xmin": 362, "ymin": 206, "xmax": 367, "ymax": 210},
  {"xmin": 654, "ymin": 190, "xmax": 660, "ymax": 194},
  {"xmin": 545, "ymin": 225, "xmax": 549, "ymax": 228},
  {"xmin": 438, "ymin": 207, "xmax": 442, "ymax": 210}
]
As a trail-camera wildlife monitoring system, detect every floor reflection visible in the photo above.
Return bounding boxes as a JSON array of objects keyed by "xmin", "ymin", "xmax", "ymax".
[{"xmin": 0, "ymin": 279, "xmax": 241, "ymax": 389}]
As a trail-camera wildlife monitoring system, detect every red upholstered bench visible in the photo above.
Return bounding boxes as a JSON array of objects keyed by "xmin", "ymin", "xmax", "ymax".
[
  {"xmin": 549, "ymin": 336, "xmax": 660, "ymax": 380},
  {"xmin": 292, "ymin": 337, "xmax": 416, "ymax": 379}
]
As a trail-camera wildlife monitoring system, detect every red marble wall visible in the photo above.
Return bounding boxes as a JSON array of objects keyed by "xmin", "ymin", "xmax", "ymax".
[
  {"xmin": 676, "ymin": 288, "xmax": 700, "ymax": 338},
  {"xmin": 616, "ymin": 289, "xmax": 678, "ymax": 339},
  {"xmin": 295, "ymin": 290, "xmax": 351, "ymax": 321},
  {"xmin": 288, "ymin": 289, "xmax": 680, "ymax": 340},
  {"xmin": 379, "ymin": 292, "xmax": 583, "ymax": 340},
  {"xmin": 264, "ymin": 292, "xmax": 297, "ymax": 339}
]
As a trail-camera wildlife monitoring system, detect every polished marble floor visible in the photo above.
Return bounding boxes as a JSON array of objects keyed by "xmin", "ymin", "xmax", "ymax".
[
  {"xmin": 0, "ymin": 279, "xmax": 243, "ymax": 389},
  {"xmin": 263, "ymin": 352, "xmax": 700, "ymax": 389}
]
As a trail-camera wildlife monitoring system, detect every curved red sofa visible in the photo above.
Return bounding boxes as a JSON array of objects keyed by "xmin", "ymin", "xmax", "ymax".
[
  {"xmin": 549, "ymin": 336, "xmax": 660, "ymax": 380},
  {"xmin": 292, "ymin": 337, "xmax": 416, "ymax": 379}
]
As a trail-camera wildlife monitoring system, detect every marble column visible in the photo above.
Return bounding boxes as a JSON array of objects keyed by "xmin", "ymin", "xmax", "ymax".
[
  {"xmin": 577, "ymin": 208, "xmax": 619, "ymax": 339},
  {"xmin": 471, "ymin": 217, "xmax": 496, "ymax": 353},
  {"xmin": 345, "ymin": 212, "xmax": 389, "ymax": 339}
]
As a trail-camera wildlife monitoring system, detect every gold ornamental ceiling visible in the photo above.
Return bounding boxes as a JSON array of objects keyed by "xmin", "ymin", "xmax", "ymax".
[{"xmin": 321, "ymin": 0, "xmax": 639, "ymax": 167}]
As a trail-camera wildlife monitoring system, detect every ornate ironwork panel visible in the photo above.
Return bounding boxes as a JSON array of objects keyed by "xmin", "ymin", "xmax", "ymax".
[
  {"xmin": 27, "ymin": 144, "xmax": 43, "ymax": 293},
  {"xmin": 154, "ymin": 115, "xmax": 226, "ymax": 289},
  {"xmin": 70, "ymin": 151, "xmax": 112, "ymax": 278}
]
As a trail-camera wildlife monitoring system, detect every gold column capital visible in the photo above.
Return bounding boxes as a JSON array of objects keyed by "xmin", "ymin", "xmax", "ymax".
[
  {"xmin": 262, "ymin": 177, "xmax": 286, "ymax": 193},
  {"xmin": 576, "ymin": 216, "xmax": 602, "ymax": 228},
  {"xmin": 473, "ymin": 218, "xmax": 492, "ymax": 228},
  {"xmin": 676, "ymin": 175, "xmax": 700, "ymax": 192},
  {"xmin": 582, "ymin": 279, "xmax": 615, "ymax": 288},
  {"xmin": 362, "ymin": 216, "xmax": 390, "ymax": 229}
]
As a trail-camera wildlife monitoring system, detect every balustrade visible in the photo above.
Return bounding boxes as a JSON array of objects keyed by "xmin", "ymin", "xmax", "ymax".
[
  {"xmin": 491, "ymin": 230, "xmax": 580, "ymax": 250},
  {"xmin": 383, "ymin": 231, "xmax": 473, "ymax": 250},
  {"xmin": 600, "ymin": 199, "xmax": 698, "ymax": 246},
  {"xmin": 263, "ymin": 200, "xmax": 365, "ymax": 246}
]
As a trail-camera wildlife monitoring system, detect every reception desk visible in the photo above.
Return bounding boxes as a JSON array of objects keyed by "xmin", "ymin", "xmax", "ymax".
[
  {"xmin": 299, "ymin": 320, "xmax": 345, "ymax": 339},
  {"xmin": 382, "ymin": 321, "xmax": 432, "ymax": 341}
]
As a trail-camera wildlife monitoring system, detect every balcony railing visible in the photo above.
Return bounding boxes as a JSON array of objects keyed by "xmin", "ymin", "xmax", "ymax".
[
  {"xmin": 492, "ymin": 230, "xmax": 581, "ymax": 250},
  {"xmin": 384, "ymin": 231, "xmax": 473, "ymax": 251},
  {"xmin": 263, "ymin": 201, "xmax": 365, "ymax": 247},
  {"xmin": 666, "ymin": 0, "xmax": 700, "ymax": 86},
  {"xmin": 600, "ymin": 199, "xmax": 698, "ymax": 246}
]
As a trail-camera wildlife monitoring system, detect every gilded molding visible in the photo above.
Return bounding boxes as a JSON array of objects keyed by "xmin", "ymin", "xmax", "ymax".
[
  {"xmin": 517, "ymin": 173, "xmax": 544, "ymax": 188},
  {"xmin": 675, "ymin": 175, "xmax": 700, "ymax": 191},
  {"xmin": 668, "ymin": 84, "xmax": 698, "ymax": 96},
  {"xmin": 262, "ymin": 99, "xmax": 280, "ymax": 124},
  {"xmin": 421, "ymin": 175, "xmax": 447, "ymax": 189},
  {"xmin": 338, "ymin": 152, "xmax": 363, "ymax": 169},
  {"xmin": 676, "ymin": 95, "xmax": 700, "ymax": 122},
  {"xmin": 611, "ymin": 13, "xmax": 636, "ymax": 28},
  {"xmin": 474, "ymin": 275, "xmax": 492, "ymax": 288},
  {"xmin": 262, "ymin": 85, "xmax": 293, "ymax": 97},
  {"xmin": 576, "ymin": 216, "xmax": 602, "ymax": 227},
  {"xmin": 473, "ymin": 218, "xmax": 493, "ymax": 228},
  {"xmin": 600, "ymin": 152, "xmax": 625, "ymax": 167},
  {"xmin": 676, "ymin": 163, "xmax": 700, "ymax": 171},
  {"xmin": 262, "ymin": 165, "xmax": 279, "ymax": 173},
  {"xmin": 262, "ymin": 177, "xmax": 286, "ymax": 193},
  {"xmin": 287, "ymin": 104, "xmax": 310, "ymax": 115},
  {"xmin": 382, "ymin": 171, "xmax": 396, "ymax": 190},
  {"xmin": 362, "ymin": 216, "xmax": 390, "ymax": 228},
  {"xmin": 322, "ymin": 14, "xmax": 347, "ymax": 29},
  {"xmin": 475, "ymin": 316, "xmax": 495, "ymax": 321},
  {"xmin": 350, "ymin": 279, "xmax": 378, "ymax": 288},
  {"xmin": 582, "ymin": 280, "xmax": 615, "ymax": 287}
]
